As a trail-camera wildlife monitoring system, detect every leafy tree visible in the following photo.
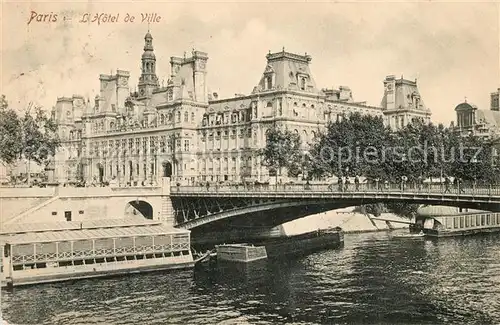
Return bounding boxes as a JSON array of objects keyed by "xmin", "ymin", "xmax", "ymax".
[
  {"xmin": 0, "ymin": 95, "xmax": 23, "ymax": 164},
  {"xmin": 307, "ymin": 113, "xmax": 391, "ymax": 180},
  {"xmin": 447, "ymin": 133, "xmax": 499, "ymax": 184},
  {"xmin": 0, "ymin": 96, "xmax": 60, "ymax": 185},
  {"xmin": 260, "ymin": 126, "xmax": 302, "ymax": 183}
]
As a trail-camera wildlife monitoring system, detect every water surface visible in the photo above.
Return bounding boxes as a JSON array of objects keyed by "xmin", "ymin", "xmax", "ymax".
[{"xmin": 3, "ymin": 232, "xmax": 500, "ymax": 324}]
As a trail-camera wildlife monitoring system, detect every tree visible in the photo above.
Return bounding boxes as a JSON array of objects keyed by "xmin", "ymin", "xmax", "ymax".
[
  {"xmin": 0, "ymin": 95, "xmax": 23, "ymax": 164},
  {"xmin": 260, "ymin": 126, "xmax": 302, "ymax": 183},
  {"xmin": 0, "ymin": 96, "xmax": 60, "ymax": 185},
  {"xmin": 307, "ymin": 112, "xmax": 392, "ymax": 180},
  {"xmin": 447, "ymin": 133, "xmax": 499, "ymax": 184},
  {"xmin": 21, "ymin": 104, "xmax": 60, "ymax": 185}
]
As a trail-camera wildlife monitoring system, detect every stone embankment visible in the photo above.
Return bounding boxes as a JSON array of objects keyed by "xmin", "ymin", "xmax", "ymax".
[{"xmin": 282, "ymin": 208, "xmax": 412, "ymax": 235}]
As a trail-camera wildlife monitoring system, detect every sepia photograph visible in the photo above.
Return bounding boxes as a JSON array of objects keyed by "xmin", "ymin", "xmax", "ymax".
[{"xmin": 1, "ymin": 0, "xmax": 499, "ymax": 324}]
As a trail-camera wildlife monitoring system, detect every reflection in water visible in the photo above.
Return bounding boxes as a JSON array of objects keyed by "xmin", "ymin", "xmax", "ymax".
[{"xmin": 2, "ymin": 232, "xmax": 500, "ymax": 325}]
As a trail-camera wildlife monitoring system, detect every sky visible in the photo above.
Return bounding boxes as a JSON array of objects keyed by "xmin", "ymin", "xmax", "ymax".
[{"xmin": 1, "ymin": 0, "xmax": 499, "ymax": 125}]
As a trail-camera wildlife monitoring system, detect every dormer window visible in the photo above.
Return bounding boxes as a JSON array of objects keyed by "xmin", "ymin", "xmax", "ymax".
[{"xmin": 300, "ymin": 77, "xmax": 306, "ymax": 90}]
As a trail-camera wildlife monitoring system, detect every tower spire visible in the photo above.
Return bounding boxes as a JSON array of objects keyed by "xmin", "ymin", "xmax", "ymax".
[{"xmin": 138, "ymin": 29, "xmax": 159, "ymax": 97}]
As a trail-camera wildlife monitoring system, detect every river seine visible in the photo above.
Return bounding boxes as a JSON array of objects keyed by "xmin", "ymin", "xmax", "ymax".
[{"xmin": 3, "ymin": 231, "xmax": 500, "ymax": 325}]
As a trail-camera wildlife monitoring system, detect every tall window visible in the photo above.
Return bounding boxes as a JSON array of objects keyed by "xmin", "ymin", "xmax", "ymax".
[
  {"xmin": 266, "ymin": 76, "xmax": 272, "ymax": 90},
  {"xmin": 300, "ymin": 77, "xmax": 306, "ymax": 90},
  {"xmin": 184, "ymin": 140, "xmax": 189, "ymax": 152},
  {"xmin": 184, "ymin": 112, "xmax": 189, "ymax": 122}
]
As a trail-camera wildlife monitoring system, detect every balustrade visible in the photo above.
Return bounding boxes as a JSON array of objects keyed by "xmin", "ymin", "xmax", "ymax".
[{"xmin": 171, "ymin": 182, "xmax": 500, "ymax": 197}]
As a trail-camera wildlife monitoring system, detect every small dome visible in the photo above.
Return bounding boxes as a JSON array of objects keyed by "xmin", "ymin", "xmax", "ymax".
[
  {"xmin": 145, "ymin": 31, "xmax": 152, "ymax": 40},
  {"xmin": 142, "ymin": 51, "xmax": 156, "ymax": 60},
  {"xmin": 417, "ymin": 205, "xmax": 485, "ymax": 217},
  {"xmin": 455, "ymin": 102, "xmax": 478, "ymax": 111}
]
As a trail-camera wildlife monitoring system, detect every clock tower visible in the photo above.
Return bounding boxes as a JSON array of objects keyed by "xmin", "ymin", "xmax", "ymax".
[{"xmin": 138, "ymin": 30, "xmax": 159, "ymax": 98}]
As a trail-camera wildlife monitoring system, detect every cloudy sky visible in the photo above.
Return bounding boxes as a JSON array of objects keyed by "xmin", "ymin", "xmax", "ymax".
[{"xmin": 2, "ymin": 1, "xmax": 499, "ymax": 124}]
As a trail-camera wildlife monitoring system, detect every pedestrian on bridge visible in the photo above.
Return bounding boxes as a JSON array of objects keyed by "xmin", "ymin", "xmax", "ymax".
[
  {"xmin": 344, "ymin": 176, "xmax": 350, "ymax": 192},
  {"xmin": 401, "ymin": 175, "xmax": 408, "ymax": 191},
  {"xmin": 355, "ymin": 175, "xmax": 360, "ymax": 191},
  {"xmin": 444, "ymin": 176, "xmax": 451, "ymax": 193},
  {"xmin": 338, "ymin": 177, "xmax": 343, "ymax": 192},
  {"xmin": 206, "ymin": 181, "xmax": 210, "ymax": 191}
]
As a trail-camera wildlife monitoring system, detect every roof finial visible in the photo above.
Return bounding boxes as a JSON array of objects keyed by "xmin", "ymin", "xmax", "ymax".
[
  {"xmin": 268, "ymin": 49, "xmax": 271, "ymax": 54},
  {"xmin": 148, "ymin": 22, "xmax": 150, "ymax": 33},
  {"xmin": 401, "ymin": 74, "xmax": 404, "ymax": 79},
  {"xmin": 465, "ymin": 96, "xmax": 468, "ymax": 103},
  {"xmin": 282, "ymin": 46, "xmax": 285, "ymax": 53}
]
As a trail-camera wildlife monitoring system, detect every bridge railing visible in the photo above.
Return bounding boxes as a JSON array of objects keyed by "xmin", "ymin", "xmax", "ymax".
[{"xmin": 171, "ymin": 182, "xmax": 500, "ymax": 196}]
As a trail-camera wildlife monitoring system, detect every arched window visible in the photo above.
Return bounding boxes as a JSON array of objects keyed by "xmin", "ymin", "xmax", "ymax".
[
  {"xmin": 184, "ymin": 111, "xmax": 189, "ymax": 122},
  {"xmin": 266, "ymin": 76, "xmax": 272, "ymax": 90},
  {"xmin": 301, "ymin": 77, "xmax": 306, "ymax": 90},
  {"xmin": 191, "ymin": 112, "xmax": 195, "ymax": 122},
  {"xmin": 176, "ymin": 111, "xmax": 181, "ymax": 123},
  {"xmin": 160, "ymin": 114, "xmax": 165, "ymax": 125}
]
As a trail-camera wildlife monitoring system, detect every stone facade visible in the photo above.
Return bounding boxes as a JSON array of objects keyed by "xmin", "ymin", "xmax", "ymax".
[
  {"xmin": 454, "ymin": 89, "xmax": 500, "ymax": 139},
  {"xmin": 53, "ymin": 32, "xmax": 431, "ymax": 185}
]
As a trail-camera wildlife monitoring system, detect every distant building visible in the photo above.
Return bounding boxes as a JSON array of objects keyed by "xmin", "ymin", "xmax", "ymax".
[
  {"xmin": 454, "ymin": 88, "xmax": 500, "ymax": 139},
  {"xmin": 52, "ymin": 31, "xmax": 431, "ymax": 185}
]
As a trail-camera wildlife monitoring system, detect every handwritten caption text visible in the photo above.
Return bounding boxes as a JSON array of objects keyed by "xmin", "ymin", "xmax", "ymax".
[{"xmin": 27, "ymin": 11, "xmax": 161, "ymax": 25}]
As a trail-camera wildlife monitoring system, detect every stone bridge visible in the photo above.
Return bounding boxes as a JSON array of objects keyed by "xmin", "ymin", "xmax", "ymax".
[{"xmin": 3, "ymin": 180, "xmax": 500, "ymax": 237}]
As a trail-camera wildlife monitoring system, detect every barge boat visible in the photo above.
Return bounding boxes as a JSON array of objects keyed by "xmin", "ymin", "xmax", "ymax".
[
  {"xmin": 411, "ymin": 205, "xmax": 500, "ymax": 237},
  {"xmin": 0, "ymin": 219, "xmax": 193, "ymax": 287},
  {"xmin": 257, "ymin": 227, "xmax": 344, "ymax": 258},
  {"xmin": 216, "ymin": 244, "xmax": 267, "ymax": 263}
]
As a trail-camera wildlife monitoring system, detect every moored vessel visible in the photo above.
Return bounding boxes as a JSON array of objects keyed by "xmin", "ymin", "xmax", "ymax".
[
  {"xmin": 216, "ymin": 244, "xmax": 268, "ymax": 263},
  {"xmin": 411, "ymin": 205, "xmax": 500, "ymax": 237},
  {"xmin": 0, "ymin": 219, "xmax": 193, "ymax": 287},
  {"xmin": 257, "ymin": 227, "xmax": 344, "ymax": 258}
]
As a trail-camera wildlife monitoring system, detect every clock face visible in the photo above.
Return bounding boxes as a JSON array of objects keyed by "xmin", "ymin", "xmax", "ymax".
[
  {"xmin": 140, "ymin": 88, "xmax": 145, "ymax": 95},
  {"xmin": 120, "ymin": 78, "xmax": 128, "ymax": 86},
  {"xmin": 74, "ymin": 99, "xmax": 83, "ymax": 107},
  {"xmin": 199, "ymin": 61, "xmax": 206, "ymax": 69},
  {"xmin": 387, "ymin": 84, "xmax": 393, "ymax": 91}
]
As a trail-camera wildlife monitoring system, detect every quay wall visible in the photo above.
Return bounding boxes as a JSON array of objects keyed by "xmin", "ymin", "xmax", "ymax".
[{"xmin": 0, "ymin": 178, "xmax": 174, "ymax": 226}]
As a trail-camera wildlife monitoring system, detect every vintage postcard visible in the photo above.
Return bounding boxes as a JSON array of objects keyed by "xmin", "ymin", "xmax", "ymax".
[{"xmin": 1, "ymin": 1, "xmax": 499, "ymax": 324}]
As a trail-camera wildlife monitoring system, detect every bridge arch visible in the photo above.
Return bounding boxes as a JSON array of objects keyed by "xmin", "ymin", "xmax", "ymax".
[{"xmin": 125, "ymin": 200, "xmax": 154, "ymax": 219}]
